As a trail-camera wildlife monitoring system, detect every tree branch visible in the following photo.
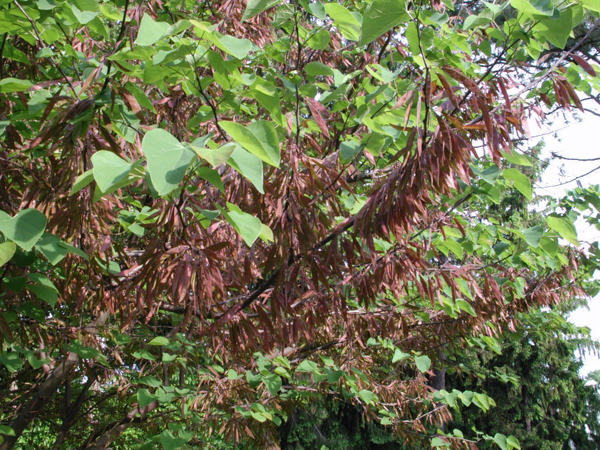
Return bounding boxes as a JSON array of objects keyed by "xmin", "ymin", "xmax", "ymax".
[{"xmin": 0, "ymin": 313, "xmax": 108, "ymax": 450}]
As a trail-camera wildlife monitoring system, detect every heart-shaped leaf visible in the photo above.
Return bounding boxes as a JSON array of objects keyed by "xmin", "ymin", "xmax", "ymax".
[
  {"xmin": 415, "ymin": 354, "xmax": 431, "ymax": 373},
  {"xmin": 0, "ymin": 209, "xmax": 47, "ymax": 251},
  {"xmin": 142, "ymin": 129, "xmax": 196, "ymax": 196},
  {"xmin": 221, "ymin": 121, "xmax": 280, "ymax": 167},
  {"xmin": 35, "ymin": 235, "xmax": 68, "ymax": 265},
  {"xmin": 263, "ymin": 374, "xmax": 282, "ymax": 396},
  {"xmin": 522, "ymin": 225, "xmax": 544, "ymax": 248},
  {"xmin": 135, "ymin": 14, "xmax": 171, "ymax": 46},
  {"xmin": 91, "ymin": 151, "xmax": 134, "ymax": 193}
]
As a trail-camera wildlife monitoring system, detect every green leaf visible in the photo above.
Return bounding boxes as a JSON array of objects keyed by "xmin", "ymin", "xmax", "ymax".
[
  {"xmin": 228, "ymin": 146, "xmax": 265, "ymax": 193},
  {"xmin": 307, "ymin": 28, "xmax": 331, "ymax": 50},
  {"xmin": 359, "ymin": 0, "xmax": 408, "ymax": 46},
  {"xmin": 242, "ymin": 0, "xmax": 281, "ymax": 21},
  {"xmin": 415, "ymin": 355, "xmax": 431, "ymax": 373},
  {"xmin": 263, "ymin": 374, "xmax": 282, "ymax": 396},
  {"xmin": 501, "ymin": 150, "xmax": 533, "ymax": 167},
  {"xmin": 159, "ymin": 430, "xmax": 187, "ymax": 450},
  {"xmin": 0, "ymin": 242, "xmax": 16, "ymax": 266},
  {"xmin": 71, "ymin": 4, "xmax": 99, "ymax": 24},
  {"xmin": 458, "ymin": 390, "xmax": 473, "ymax": 406},
  {"xmin": 537, "ymin": 8, "xmax": 573, "ymax": 49},
  {"xmin": 502, "ymin": 168, "xmax": 532, "ymax": 199},
  {"xmin": 162, "ymin": 353, "xmax": 177, "ymax": 363},
  {"xmin": 0, "ymin": 352, "xmax": 23, "ymax": 373},
  {"xmin": 35, "ymin": 235, "xmax": 68, "ymax": 265},
  {"xmin": 0, "ymin": 425, "xmax": 15, "ymax": 436},
  {"xmin": 456, "ymin": 299, "xmax": 477, "ymax": 317},
  {"xmin": 132, "ymin": 350, "xmax": 157, "ymax": 361},
  {"xmin": 477, "ymin": 165, "xmax": 501, "ymax": 183},
  {"xmin": 250, "ymin": 411, "xmax": 268, "ymax": 422},
  {"xmin": 431, "ymin": 437, "xmax": 449, "ymax": 447},
  {"xmin": 510, "ymin": 0, "xmax": 554, "ymax": 16},
  {"xmin": 582, "ymin": 0, "xmax": 600, "ymax": 12},
  {"xmin": 222, "ymin": 204, "xmax": 262, "ymax": 247},
  {"xmin": 135, "ymin": 14, "xmax": 170, "ymax": 46},
  {"xmin": 137, "ymin": 388, "xmax": 156, "ymax": 408},
  {"xmin": 506, "ymin": 436, "xmax": 521, "ymax": 450},
  {"xmin": 305, "ymin": 61, "xmax": 334, "ymax": 77},
  {"xmin": 91, "ymin": 151, "xmax": 134, "ymax": 193},
  {"xmin": 493, "ymin": 433, "xmax": 509, "ymax": 450},
  {"xmin": 212, "ymin": 34, "xmax": 253, "ymax": 60},
  {"xmin": 248, "ymin": 79, "xmax": 285, "ymax": 126},
  {"xmin": 546, "ymin": 215, "xmax": 579, "ymax": 246},
  {"xmin": 441, "ymin": 239, "xmax": 463, "ymax": 259},
  {"xmin": 0, "ymin": 209, "xmax": 47, "ymax": 251},
  {"xmin": 196, "ymin": 167, "xmax": 225, "ymax": 193},
  {"xmin": 522, "ymin": 225, "xmax": 544, "ymax": 248},
  {"xmin": 69, "ymin": 341, "xmax": 102, "ymax": 360},
  {"xmin": 296, "ymin": 359, "xmax": 319, "ymax": 373},
  {"xmin": 58, "ymin": 241, "xmax": 89, "ymax": 261},
  {"xmin": 358, "ymin": 389, "xmax": 376, "ymax": 405},
  {"xmin": 227, "ymin": 369, "xmax": 243, "ymax": 380},
  {"xmin": 539, "ymin": 236, "xmax": 558, "ymax": 257},
  {"xmin": 392, "ymin": 349, "xmax": 409, "ymax": 363},
  {"xmin": 138, "ymin": 376, "xmax": 163, "ymax": 387},
  {"xmin": 192, "ymin": 142, "xmax": 234, "ymax": 167},
  {"xmin": 324, "ymin": 4, "xmax": 361, "ymax": 41},
  {"xmin": 142, "ymin": 129, "xmax": 196, "ymax": 196},
  {"xmin": 259, "ymin": 223, "xmax": 274, "ymax": 242},
  {"xmin": 71, "ymin": 169, "xmax": 95, "ymax": 195},
  {"xmin": 0, "ymin": 78, "xmax": 33, "ymax": 93},
  {"xmin": 220, "ymin": 121, "xmax": 280, "ymax": 167},
  {"xmin": 149, "ymin": 336, "xmax": 169, "ymax": 346},
  {"xmin": 340, "ymin": 140, "xmax": 362, "ymax": 164}
]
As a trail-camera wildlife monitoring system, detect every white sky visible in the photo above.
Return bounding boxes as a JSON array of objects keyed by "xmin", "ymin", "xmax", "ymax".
[{"xmin": 533, "ymin": 110, "xmax": 600, "ymax": 377}]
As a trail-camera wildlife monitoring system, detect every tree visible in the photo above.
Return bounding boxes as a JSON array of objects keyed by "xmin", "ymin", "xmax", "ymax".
[
  {"xmin": 1, "ymin": 0, "xmax": 600, "ymax": 448},
  {"xmin": 448, "ymin": 309, "xmax": 600, "ymax": 450}
]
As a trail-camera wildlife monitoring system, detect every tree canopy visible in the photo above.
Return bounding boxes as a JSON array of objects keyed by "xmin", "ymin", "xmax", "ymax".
[{"xmin": 1, "ymin": 0, "xmax": 600, "ymax": 448}]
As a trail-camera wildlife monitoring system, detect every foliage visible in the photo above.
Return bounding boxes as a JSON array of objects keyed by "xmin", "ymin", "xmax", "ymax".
[
  {"xmin": 448, "ymin": 309, "xmax": 600, "ymax": 450},
  {"xmin": 279, "ymin": 399, "xmax": 404, "ymax": 449},
  {"xmin": 1, "ymin": 0, "xmax": 600, "ymax": 448}
]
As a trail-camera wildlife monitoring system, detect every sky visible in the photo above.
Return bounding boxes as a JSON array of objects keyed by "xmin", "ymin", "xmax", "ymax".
[{"xmin": 533, "ymin": 110, "xmax": 600, "ymax": 377}]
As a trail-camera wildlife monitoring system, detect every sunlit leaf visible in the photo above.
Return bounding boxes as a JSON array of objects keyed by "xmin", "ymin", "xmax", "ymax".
[
  {"xmin": 546, "ymin": 215, "xmax": 579, "ymax": 246},
  {"xmin": 242, "ymin": 0, "xmax": 281, "ymax": 21},
  {"xmin": 359, "ymin": 0, "xmax": 408, "ymax": 46},
  {"xmin": 91, "ymin": 151, "xmax": 134, "ymax": 193},
  {"xmin": 0, "ymin": 209, "xmax": 47, "ymax": 251},
  {"xmin": 142, "ymin": 129, "xmax": 196, "ymax": 196},
  {"xmin": 220, "ymin": 121, "xmax": 280, "ymax": 167},
  {"xmin": 415, "ymin": 355, "xmax": 431, "ymax": 373}
]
